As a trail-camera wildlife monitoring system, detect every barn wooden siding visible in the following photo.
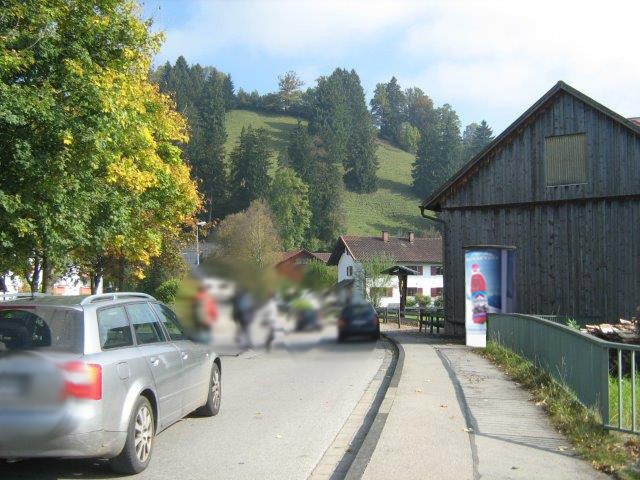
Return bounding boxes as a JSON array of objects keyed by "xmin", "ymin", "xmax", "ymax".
[{"xmin": 438, "ymin": 90, "xmax": 640, "ymax": 334}]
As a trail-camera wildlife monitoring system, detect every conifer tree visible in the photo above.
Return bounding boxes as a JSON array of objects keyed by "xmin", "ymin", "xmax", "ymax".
[
  {"xmin": 309, "ymin": 158, "xmax": 344, "ymax": 243},
  {"xmin": 311, "ymin": 69, "xmax": 378, "ymax": 193},
  {"xmin": 287, "ymin": 121, "xmax": 315, "ymax": 184},
  {"xmin": 228, "ymin": 126, "xmax": 272, "ymax": 212},
  {"xmin": 198, "ymin": 73, "xmax": 229, "ymax": 219},
  {"xmin": 411, "ymin": 104, "xmax": 462, "ymax": 198},
  {"xmin": 309, "ymin": 69, "xmax": 350, "ymax": 165},
  {"xmin": 381, "ymin": 76, "xmax": 406, "ymax": 144},
  {"xmin": 155, "ymin": 59, "xmax": 232, "ymax": 221},
  {"xmin": 343, "ymin": 71, "xmax": 378, "ymax": 192},
  {"xmin": 370, "ymin": 83, "xmax": 389, "ymax": 130},
  {"xmin": 470, "ymin": 120, "xmax": 494, "ymax": 157}
]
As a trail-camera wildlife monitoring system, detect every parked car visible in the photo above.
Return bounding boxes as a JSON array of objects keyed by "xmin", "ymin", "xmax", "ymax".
[
  {"xmin": 0, "ymin": 292, "xmax": 221, "ymax": 474},
  {"xmin": 337, "ymin": 302, "xmax": 380, "ymax": 341}
]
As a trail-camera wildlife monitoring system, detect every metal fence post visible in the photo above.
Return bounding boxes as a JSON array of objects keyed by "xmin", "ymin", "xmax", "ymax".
[
  {"xmin": 618, "ymin": 349, "xmax": 623, "ymax": 430},
  {"xmin": 600, "ymin": 345, "xmax": 610, "ymax": 426},
  {"xmin": 632, "ymin": 351, "xmax": 637, "ymax": 432}
]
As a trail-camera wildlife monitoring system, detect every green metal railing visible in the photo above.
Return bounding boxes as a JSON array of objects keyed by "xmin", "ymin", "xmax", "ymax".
[{"xmin": 488, "ymin": 313, "xmax": 640, "ymax": 434}]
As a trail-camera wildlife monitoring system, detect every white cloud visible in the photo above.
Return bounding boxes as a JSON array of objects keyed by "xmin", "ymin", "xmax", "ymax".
[
  {"xmin": 153, "ymin": 0, "xmax": 640, "ymax": 129},
  {"xmin": 400, "ymin": 0, "xmax": 640, "ymax": 125},
  {"xmin": 157, "ymin": 0, "xmax": 429, "ymax": 61}
]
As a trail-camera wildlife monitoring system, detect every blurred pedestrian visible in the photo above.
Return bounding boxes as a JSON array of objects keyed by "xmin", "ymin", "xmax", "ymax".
[
  {"xmin": 233, "ymin": 290, "xmax": 255, "ymax": 348},
  {"xmin": 259, "ymin": 294, "xmax": 279, "ymax": 352},
  {"xmin": 193, "ymin": 284, "xmax": 218, "ymax": 341}
]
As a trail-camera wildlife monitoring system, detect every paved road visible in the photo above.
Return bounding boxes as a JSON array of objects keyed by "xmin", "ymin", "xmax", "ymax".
[{"xmin": 0, "ymin": 311, "xmax": 385, "ymax": 480}]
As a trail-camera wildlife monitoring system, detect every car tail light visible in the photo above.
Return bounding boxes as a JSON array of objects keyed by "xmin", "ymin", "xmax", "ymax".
[
  {"xmin": 62, "ymin": 362, "xmax": 102, "ymax": 400},
  {"xmin": 373, "ymin": 314, "xmax": 379, "ymax": 326},
  {"xmin": 338, "ymin": 317, "xmax": 346, "ymax": 328}
]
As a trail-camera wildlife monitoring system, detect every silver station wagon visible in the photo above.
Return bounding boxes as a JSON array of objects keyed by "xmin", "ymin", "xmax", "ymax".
[{"xmin": 0, "ymin": 292, "xmax": 221, "ymax": 474}]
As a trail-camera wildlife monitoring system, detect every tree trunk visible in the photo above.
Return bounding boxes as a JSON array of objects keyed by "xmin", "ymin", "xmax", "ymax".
[
  {"xmin": 91, "ymin": 258, "xmax": 104, "ymax": 294},
  {"xmin": 27, "ymin": 258, "xmax": 41, "ymax": 294},
  {"xmin": 40, "ymin": 254, "xmax": 52, "ymax": 294},
  {"xmin": 117, "ymin": 256, "xmax": 125, "ymax": 291}
]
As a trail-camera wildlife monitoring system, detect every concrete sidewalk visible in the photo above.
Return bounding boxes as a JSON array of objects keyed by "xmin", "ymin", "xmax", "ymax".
[{"xmin": 358, "ymin": 326, "xmax": 608, "ymax": 480}]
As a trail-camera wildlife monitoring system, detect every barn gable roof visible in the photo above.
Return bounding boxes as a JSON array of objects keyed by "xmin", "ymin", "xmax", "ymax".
[{"xmin": 422, "ymin": 81, "xmax": 640, "ymax": 211}]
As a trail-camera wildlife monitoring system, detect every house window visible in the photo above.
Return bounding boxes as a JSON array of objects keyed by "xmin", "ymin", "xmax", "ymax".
[
  {"xmin": 346, "ymin": 266, "xmax": 353, "ymax": 277},
  {"xmin": 406, "ymin": 265, "xmax": 423, "ymax": 275},
  {"xmin": 430, "ymin": 265, "xmax": 443, "ymax": 276},
  {"xmin": 370, "ymin": 287, "xmax": 393, "ymax": 297},
  {"xmin": 407, "ymin": 288, "xmax": 423, "ymax": 297},
  {"xmin": 430, "ymin": 288, "xmax": 443, "ymax": 297},
  {"xmin": 544, "ymin": 133, "xmax": 587, "ymax": 186}
]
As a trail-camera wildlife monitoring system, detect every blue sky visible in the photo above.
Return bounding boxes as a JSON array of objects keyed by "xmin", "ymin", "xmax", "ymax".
[{"xmin": 141, "ymin": 0, "xmax": 640, "ymax": 132}]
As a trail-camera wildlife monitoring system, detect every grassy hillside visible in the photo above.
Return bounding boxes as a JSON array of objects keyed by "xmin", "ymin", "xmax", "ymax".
[
  {"xmin": 225, "ymin": 109, "xmax": 429, "ymax": 236},
  {"xmin": 225, "ymin": 109, "xmax": 303, "ymax": 153}
]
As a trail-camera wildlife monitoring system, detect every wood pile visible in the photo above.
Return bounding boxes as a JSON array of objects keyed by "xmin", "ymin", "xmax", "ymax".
[{"xmin": 584, "ymin": 319, "xmax": 640, "ymax": 343}]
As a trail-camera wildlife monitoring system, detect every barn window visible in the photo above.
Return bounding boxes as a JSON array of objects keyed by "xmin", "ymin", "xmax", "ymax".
[
  {"xmin": 346, "ymin": 266, "xmax": 353, "ymax": 277},
  {"xmin": 544, "ymin": 133, "xmax": 587, "ymax": 186}
]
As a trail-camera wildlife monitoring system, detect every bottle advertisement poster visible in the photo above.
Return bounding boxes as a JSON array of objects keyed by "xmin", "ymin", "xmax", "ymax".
[{"xmin": 464, "ymin": 247, "xmax": 516, "ymax": 347}]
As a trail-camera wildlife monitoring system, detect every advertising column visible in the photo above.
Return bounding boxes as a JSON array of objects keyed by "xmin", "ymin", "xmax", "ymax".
[{"xmin": 464, "ymin": 246, "xmax": 516, "ymax": 347}]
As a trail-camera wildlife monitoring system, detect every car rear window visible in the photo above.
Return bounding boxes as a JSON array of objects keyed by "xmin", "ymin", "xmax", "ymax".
[
  {"xmin": 342, "ymin": 304, "xmax": 375, "ymax": 318},
  {"xmin": 0, "ymin": 307, "xmax": 83, "ymax": 353}
]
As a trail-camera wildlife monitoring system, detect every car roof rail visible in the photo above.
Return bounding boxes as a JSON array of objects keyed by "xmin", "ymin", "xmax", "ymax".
[
  {"xmin": 0, "ymin": 292, "xmax": 44, "ymax": 302},
  {"xmin": 80, "ymin": 292, "xmax": 155, "ymax": 306}
]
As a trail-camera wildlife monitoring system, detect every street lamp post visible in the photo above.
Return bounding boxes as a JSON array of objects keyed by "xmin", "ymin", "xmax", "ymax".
[{"xmin": 195, "ymin": 221, "xmax": 206, "ymax": 266}]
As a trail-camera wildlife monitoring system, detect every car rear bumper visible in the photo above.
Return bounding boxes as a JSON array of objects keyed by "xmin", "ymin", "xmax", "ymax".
[
  {"xmin": 339, "ymin": 326, "xmax": 380, "ymax": 337},
  {"xmin": 0, "ymin": 402, "xmax": 125, "ymax": 459},
  {"xmin": 0, "ymin": 430, "xmax": 126, "ymax": 459}
]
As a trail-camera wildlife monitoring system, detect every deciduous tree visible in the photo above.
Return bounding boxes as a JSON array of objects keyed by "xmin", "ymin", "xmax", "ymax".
[
  {"xmin": 268, "ymin": 167, "xmax": 311, "ymax": 251},
  {"xmin": 0, "ymin": 0, "xmax": 200, "ymax": 292},
  {"xmin": 278, "ymin": 71, "xmax": 304, "ymax": 112},
  {"xmin": 357, "ymin": 254, "xmax": 395, "ymax": 307}
]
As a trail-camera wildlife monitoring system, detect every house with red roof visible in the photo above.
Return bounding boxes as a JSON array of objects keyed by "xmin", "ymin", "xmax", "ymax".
[
  {"xmin": 327, "ymin": 232, "xmax": 443, "ymax": 306},
  {"xmin": 275, "ymin": 249, "xmax": 331, "ymax": 282}
]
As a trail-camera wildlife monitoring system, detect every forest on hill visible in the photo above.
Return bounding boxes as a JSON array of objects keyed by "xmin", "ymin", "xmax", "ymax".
[{"xmin": 152, "ymin": 57, "xmax": 495, "ymax": 249}]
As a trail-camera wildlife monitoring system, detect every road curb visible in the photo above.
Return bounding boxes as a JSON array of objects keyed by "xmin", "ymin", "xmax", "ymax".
[
  {"xmin": 343, "ymin": 332, "xmax": 405, "ymax": 480},
  {"xmin": 308, "ymin": 337, "xmax": 399, "ymax": 480}
]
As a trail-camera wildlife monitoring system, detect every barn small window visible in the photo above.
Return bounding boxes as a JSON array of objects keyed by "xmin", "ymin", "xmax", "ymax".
[{"xmin": 544, "ymin": 133, "xmax": 587, "ymax": 186}]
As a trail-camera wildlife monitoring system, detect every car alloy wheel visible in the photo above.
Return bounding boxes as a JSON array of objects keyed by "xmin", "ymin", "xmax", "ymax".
[
  {"xmin": 211, "ymin": 366, "xmax": 221, "ymax": 411},
  {"xmin": 134, "ymin": 404, "xmax": 154, "ymax": 463}
]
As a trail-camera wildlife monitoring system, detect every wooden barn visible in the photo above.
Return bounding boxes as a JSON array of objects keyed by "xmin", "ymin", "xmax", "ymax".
[{"xmin": 421, "ymin": 81, "xmax": 640, "ymax": 336}]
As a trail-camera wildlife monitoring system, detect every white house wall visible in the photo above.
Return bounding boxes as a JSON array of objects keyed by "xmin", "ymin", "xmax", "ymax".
[
  {"xmin": 337, "ymin": 252, "xmax": 365, "ymax": 300},
  {"xmin": 336, "ymin": 252, "xmax": 443, "ymax": 306}
]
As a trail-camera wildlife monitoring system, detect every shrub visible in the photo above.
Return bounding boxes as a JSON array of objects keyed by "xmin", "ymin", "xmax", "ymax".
[
  {"xmin": 291, "ymin": 299, "xmax": 316, "ymax": 311},
  {"xmin": 405, "ymin": 296, "xmax": 417, "ymax": 307},
  {"xmin": 433, "ymin": 296, "xmax": 444, "ymax": 308},
  {"xmin": 415, "ymin": 294, "xmax": 431, "ymax": 307},
  {"xmin": 155, "ymin": 278, "xmax": 181, "ymax": 304},
  {"xmin": 565, "ymin": 317, "xmax": 581, "ymax": 331}
]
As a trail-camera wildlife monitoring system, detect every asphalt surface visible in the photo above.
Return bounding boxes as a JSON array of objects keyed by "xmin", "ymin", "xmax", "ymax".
[
  {"xmin": 0, "ymin": 310, "xmax": 385, "ymax": 480},
  {"xmin": 361, "ymin": 327, "xmax": 608, "ymax": 480}
]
